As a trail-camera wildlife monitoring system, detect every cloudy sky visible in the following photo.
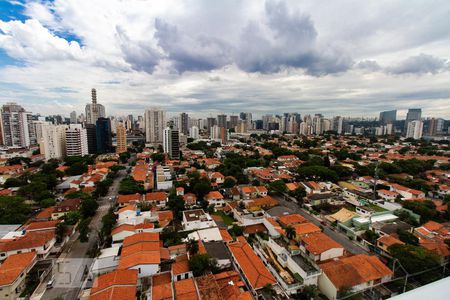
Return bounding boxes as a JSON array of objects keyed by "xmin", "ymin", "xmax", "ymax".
[{"xmin": 0, "ymin": 0, "xmax": 449, "ymax": 119}]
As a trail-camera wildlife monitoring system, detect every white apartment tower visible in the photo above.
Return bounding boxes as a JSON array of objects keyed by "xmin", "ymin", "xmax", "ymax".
[
  {"xmin": 42, "ymin": 124, "xmax": 67, "ymax": 160},
  {"xmin": 189, "ymin": 126, "xmax": 199, "ymax": 140},
  {"xmin": 65, "ymin": 124, "xmax": 88, "ymax": 157},
  {"xmin": 85, "ymin": 88, "xmax": 105, "ymax": 124},
  {"xmin": 0, "ymin": 102, "xmax": 36, "ymax": 147},
  {"xmin": 406, "ymin": 120, "xmax": 423, "ymax": 140},
  {"xmin": 145, "ymin": 108, "xmax": 166, "ymax": 144}
]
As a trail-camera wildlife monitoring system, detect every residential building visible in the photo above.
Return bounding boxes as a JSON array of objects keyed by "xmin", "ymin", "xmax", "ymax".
[
  {"xmin": 116, "ymin": 123, "xmax": 127, "ymax": 153},
  {"xmin": 182, "ymin": 209, "xmax": 216, "ymax": 231},
  {"xmin": 65, "ymin": 124, "xmax": 88, "ymax": 157},
  {"xmin": 89, "ymin": 269, "xmax": 137, "ymax": 300},
  {"xmin": 96, "ymin": 117, "xmax": 113, "ymax": 153},
  {"xmin": 163, "ymin": 126, "xmax": 180, "ymax": 159},
  {"xmin": 85, "ymin": 88, "xmax": 105, "ymax": 124},
  {"xmin": 217, "ymin": 114, "xmax": 227, "ymax": 128},
  {"xmin": 180, "ymin": 112, "xmax": 189, "ymax": 135},
  {"xmin": 145, "ymin": 108, "xmax": 166, "ymax": 144},
  {"xmin": 406, "ymin": 120, "xmax": 423, "ymax": 139},
  {"xmin": 189, "ymin": 125, "xmax": 199, "ymax": 140},
  {"xmin": 70, "ymin": 111, "xmax": 77, "ymax": 124},
  {"xmin": 42, "ymin": 124, "xmax": 67, "ymax": 160},
  {"xmin": 0, "ymin": 102, "xmax": 36, "ymax": 147},
  {"xmin": 0, "ymin": 252, "xmax": 37, "ymax": 300},
  {"xmin": 404, "ymin": 108, "xmax": 422, "ymax": 132},
  {"xmin": 318, "ymin": 254, "xmax": 393, "ymax": 300}
]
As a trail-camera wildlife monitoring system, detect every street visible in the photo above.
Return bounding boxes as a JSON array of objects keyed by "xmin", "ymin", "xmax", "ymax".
[
  {"xmin": 273, "ymin": 194, "xmax": 369, "ymax": 255},
  {"xmin": 34, "ymin": 169, "xmax": 126, "ymax": 300}
]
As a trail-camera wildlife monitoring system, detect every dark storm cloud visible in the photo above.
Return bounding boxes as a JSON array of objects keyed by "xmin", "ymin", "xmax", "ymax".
[
  {"xmin": 152, "ymin": 0, "xmax": 352, "ymax": 76},
  {"xmin": 356, "ymin": 60, "xmax": 382, "ymax": 72},
  {"xmin": 386, "ymin": 53, "xmax": 449, "ymax": 75}
]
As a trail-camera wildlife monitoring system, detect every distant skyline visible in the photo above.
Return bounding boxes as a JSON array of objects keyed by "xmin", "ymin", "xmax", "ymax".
[{"xmin": 0, "ymin": 0, "xmax": 450, "ymax": 118}]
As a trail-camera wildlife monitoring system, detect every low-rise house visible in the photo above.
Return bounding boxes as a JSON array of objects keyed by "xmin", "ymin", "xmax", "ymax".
[
  {"xmin": 278, "ymin": 213, "xmax": 307, "ymax": 228},
  {"xmin": 240, "ymin": 186, "xmax": 268, "ymax": 200},
  {"xmin": 116, "ymin": 193, "xmax": 142, "ymax": 207},
  {"xmin": 390, "ymin": 183, "xmax": 425, "ymax": 200},
  {"xmin": 414, "ymin": 221, "xmax": 450, "ymax": 263},
  {"xmin": 209, "ymin": 172, "xmax": 225, "ymax": 185},
  {"xmin": 151, "ymin": 272, "xmax": 173, "ymax": 300},
  {"xmin": 111, "ymin": 223, "xmax": 155, "ymax": 243},
  {"xmin": 145, "ymin": 192, "xmax": 168, "ymax": 208},
  {"xmin": 318, "ymin": 254, "xmax": 393, "ymax": 300},
  {"xmin": 89, "ymin": 269, "xmax": 137, "ymax": 300},
  {"xmin": 0, "ymin": 230, "xmax": 55, "ymax": 260},
  {"xmin": 182, "ymin": 209, "xmax": 216, "ymax": 231},
  {"xmin": 300, "ymin": 232, "xmax": 344, "ymax": 262},
  {"xmin": 227, "ymin": 237, "xmax": 276, "ymax": 296},
  {"xmin": 0, "ymin": 252, "xmax": 37, "ymax": 300},
  {"xmin": 90, "ymin": 245, "xmax": 121, "ymax": 276},
  {"xmin": 377, "ymin": 189, "xmax": 399, "ymax": 202},
  {"xmin": 292, "ymin": 222, "xmax": 321, "ymax": 240},
  {"xmin": 183, "ymin": 193, "xmax": 197, "ymax": 207},
  {"xmin": 51, "ymin": 198, "xmax": 82, "ymax": 220},
  {"xmin": 171, "ymin": 255, "xmax": 192, "ymax": 282},
  {"xmin": 376, "ymin": 234, "xmax": 404, "ymax": 254},
  {"xmin": 204, "ymin": 191, "xmax": 225, "ymax": 209},
  {"xmin": 174, "ymin": 278, "xmax": 199, "ymax": 299}
]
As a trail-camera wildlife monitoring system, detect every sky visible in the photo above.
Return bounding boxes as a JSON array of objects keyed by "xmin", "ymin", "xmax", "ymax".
[{"xmin": 0, "ymin": 0, "xmax": 449, "ymax": 119}]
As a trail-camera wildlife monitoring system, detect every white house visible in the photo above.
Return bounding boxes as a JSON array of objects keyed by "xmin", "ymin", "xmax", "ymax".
[{"xmin": 182, "ymin": 209, "xmax": 216, "ymax": 231}]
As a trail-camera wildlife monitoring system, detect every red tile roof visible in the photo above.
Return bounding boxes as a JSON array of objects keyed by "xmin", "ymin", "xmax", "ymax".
[
  {"xmin": 0, "ymin": 252, "xmax": 36, "ymax": 286},
  {"xmin": 300, "ymin": 232, "xmax": 343, "ymax": 255},
  {"xmin": 320, "ymin": 254, "xmax": 393, "ymax": 290},
  {"xmin": 89, "ymin": 269, "xmax": 137, "ymax": 300},
  {"xmin": 227, "ymin": 237, "xmax": 276, "ymax": 290},
  {"xmin": 122, "ymin": 232, "xmax": 159, "ymax": 248},
  {"xmin": 174, "ymin": 278, "xmax": 199, "ymax": 300}
]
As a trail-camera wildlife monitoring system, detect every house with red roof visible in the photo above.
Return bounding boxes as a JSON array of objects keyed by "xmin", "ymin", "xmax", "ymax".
[
  {"xmin": 89, "ymin": 269, "xmax": 137, "ymax": 300},
  {"xmin": 0, "ymin": 230, "xmax": 55, "ymax": 260},
  {"xmin": 227, "ymin": 237, "xmax": 276, "ymax": 296},
  {"xmin": 204, "ymin": 191, "xmax": 225, "ymax": 209},
  {"xmin": 0, "ymin": 252, "xmax": 37, "ymax": 300},
  {"xmin": 299, "ymin": 232, "xmax": 344, "ymax": 262},
  {"xmin": 145, "ymin": 192, "xmax": 168, "ymax": 208},
  {"xmin": 116, "ymin": 193, "xmax": 142, "ymax": 207},
  {"xmin": 318, "ymin": 254, "xmax": 393, "ymax": 300}
]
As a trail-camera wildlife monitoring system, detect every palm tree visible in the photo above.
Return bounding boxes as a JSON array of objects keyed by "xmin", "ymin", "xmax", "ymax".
[{"xmin": 285, "ymin": 226, "xmax": 296, "ymax": 240}]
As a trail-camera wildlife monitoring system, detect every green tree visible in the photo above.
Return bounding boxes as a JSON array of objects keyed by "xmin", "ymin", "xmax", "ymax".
[
  {"xmin": 78, "ymin": 218, "xmax": 91, "ymax": 242},
  {"xmin": 55, "ymin": 222, "xmax": 67, "ymax": 243},
  {"xmin": 222, "ymin": 177, "xmax": 237, "ymax": 188},
  {"xmin": 397, "ymin": 229, "xmax": 419, "ymax": 246},
  {"xmin": 388, "ymin": 244, "xmax": 440, "ymax": 274},
  {"xmin": 167, "ymin": 194, "xmax": 185, "ymax": 220},
  {"xmin": 193, "ymin": 181, "xmax": 211, "ymax": 199},
  {"xmin": 285, "ymin": 226, "xmax": 296, "ymax": 240},
  {"xmin": 80, "ymin": 197, "xmax": 99, "ymax": 218},
  {"xmin": 188, "ymin": 254, "xmax": 216, "ymax": 276},
  {"xmin": 0, "ymin": 196, "xmax": 31, "ymax": 224},
  {"xmin": 269, "ymin": 179, "xmax": 287, "ymax": 193},
  {"xmin": 297, "ymin": 166, "xmax": 339, "ymax": 182},
  {"xmin": 187, "ymin": 239, "xmax": 199, "ymax": 256}
]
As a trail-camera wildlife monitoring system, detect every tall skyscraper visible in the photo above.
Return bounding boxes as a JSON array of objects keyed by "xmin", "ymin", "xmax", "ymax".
[
  {"xmin": 217, "ymin": 114, "xmax": 227, "ymax": 129},
  {"xmin": 85, "ymin": 88, "xmax": 106, "ymax": 124},
  {"xmin": 65, "ymin": 124, "xmax": 88, "ymax": 157},
  {"xmin": 96, "ymin": 117, "xmax": 113, "ymax": 153},
  {"xmin": 69, "ymin": 111, "xmax": 77, "ymax": 124},
  {"xmin": 0, "ymin": 102, "xmax": 36, "ymax": 147},
  {"xmin": 404, "ymin": 108, "xmax": 422, "ymax": 132},
  {"xmin": 313, "ymin": 114, "xmax": 323, "ymax": 135},
  {"xmin": 406, "ymin": 120, "xmax": 423, "ymax": 139},
  {"xmin": 116, "ymin": 124, "xmax": 127, "ymax": 154},
  {"xmin": 206, "ymin": 117, "xmax": 216, "ymax": 132},
  {"xmin": 229, "ymin": 115, "xmax": 239, "ymax": 130},
  {"xmin": 42, "ymin": 124, "xmax": 67, "ymax": 160},
  {"xmin": 144, "ymin": 108, "xmax": 166, "ymax": 144},
  {"xmin": 189, "ymin": 126, "xmax": 199, "ymax": 140},
  {"xmin": 332, "ymin": 116, "xmax": 344, "ymax": 134},
  {"xmin": 163, "ymin": 126, "xmax": 180, "ymax": 159},
  {"xmin": 85, "ymin": 124, "xmax": 97, "ymax": 154},
  {"xmin": 379, "ymin": 110, "xmax": 397, "ymax": 124},
  {"xmin": 428, "ymin": 118, "xmax": 445, "ymax": 136},
  {"xmin": 180, "ymin": 113, "xmax": 189, "ymax": 135}
]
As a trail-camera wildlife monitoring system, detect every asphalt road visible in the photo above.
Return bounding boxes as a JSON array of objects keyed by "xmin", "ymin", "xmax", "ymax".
[
  {"xmin": 273, "ymin": 194, "xmax": 369, "ymax": 255},
  {"xmin": 38, "ymin": 169, "xmax": 126, "ymax": 300}
]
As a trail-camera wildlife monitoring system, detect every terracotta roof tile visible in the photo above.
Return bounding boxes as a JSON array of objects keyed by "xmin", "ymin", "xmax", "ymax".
[{"xmin": 0, "ymin": 252, "xmax": 36, "ymax": 286}]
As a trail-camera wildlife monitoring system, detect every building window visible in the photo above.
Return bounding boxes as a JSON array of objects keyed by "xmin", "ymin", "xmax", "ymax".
[{"xmin": 177, "ymin": 275, "xmax": 181, "ymax": 281}]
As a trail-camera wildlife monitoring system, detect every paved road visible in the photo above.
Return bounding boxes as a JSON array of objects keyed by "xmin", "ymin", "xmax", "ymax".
[
  {"xmin": 37, "ymin": 169, "xmax": 126, "ymax": 300},
  {"xmin": 273, "ymin": 194, "xmax": 369, "ymax": 255}
]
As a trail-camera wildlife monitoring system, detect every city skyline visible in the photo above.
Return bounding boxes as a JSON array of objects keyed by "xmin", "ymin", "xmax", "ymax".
[{"xmin": 0, "ymin": 1, "xmax": 449, "ymax": 117}]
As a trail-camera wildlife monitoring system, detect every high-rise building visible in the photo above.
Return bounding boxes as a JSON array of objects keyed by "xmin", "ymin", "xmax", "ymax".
[
  {"xmin": 163, "ymin": 126, "xmax": 180, "ymax": 159},
  {"xmin": 65, "ymin": 124, "xmax": 88, "ymax": 157},
  {"xmin": 206, "ymin": 117, "xmax": 216, "ymax": 132},
  {"xmin": 85, "ymin": 124, "xmax": 97, "ymax": 154},
  {"xmin": 189, "ymin": 126, "xmax": 199, "ymax": 140},
  {"xmin": 404, "ymin": 108, "xmax": 422, "ymax": 132},
  {"xmin": 428, "ymin": 118, "xmax": 445, "ymax": 136},
  {"xmin": 406, "ymin": 120, "xmax": 423, "ymax": 139},
  {"xmin": 70, "ymin": 111, "xmax": 77, "ymax": 124},
  {"xmin": 379, "ymin": 110, "xmax": 397, "ymax": 124},
  {"xmin": 42, "ymin": 124, "xmax": 67, "ymax": 160},
  {"xmin": 180, "ymin": 113, "xmax": 189, "ymax": 135},
  {"xmin": 96, "ymin": 117, "xmax": 113, "ymax": 153},
  {"xmin": 312, "ymin": 114, "xmax": 323, "ymax": 135},
  {"xmin": 85, "ymin": 88, "xmax": 106, "ymax": 124},
  {"xmin": 217, "ymin": 114, "xmax": 227, "ymax": 129},
  {"xmin": 0, "ymin": 102, "xmax": 36, "ymax": 147},
  {"xmin": 144, "ymin": 108, "xmax": 166, "ymax": 144},
  {"xmin": 210, "ymin": 125, "xmax": 220, "ymax": 140},
  {"xmin": 332, "ymin": 116, "xmax": 344, "ymax": 134},
  {"xmin": 116, "ymin": 124, "xmax": 127, "ymax": 154},
  {"xmin": 229, "ymin": 115, "xmax": 239, "ymax": 130}
]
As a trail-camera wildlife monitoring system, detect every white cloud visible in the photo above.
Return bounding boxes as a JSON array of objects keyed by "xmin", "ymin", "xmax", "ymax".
[{"xmin": 0, "ymin": 0, "xmax": 449, "ymax": 118}]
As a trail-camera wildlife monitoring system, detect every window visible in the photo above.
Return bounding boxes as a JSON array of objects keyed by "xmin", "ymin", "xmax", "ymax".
[
  {"xmin": 138, "ymin": 268, "xmax": 141, "ymax": 273},
  {"xmin": 185, "ymin": 273, "xmax": 189, "ymax": 279},
  {"xmin": 177, "ymin": 275, "xmax": 181, "ymax": 281}
]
